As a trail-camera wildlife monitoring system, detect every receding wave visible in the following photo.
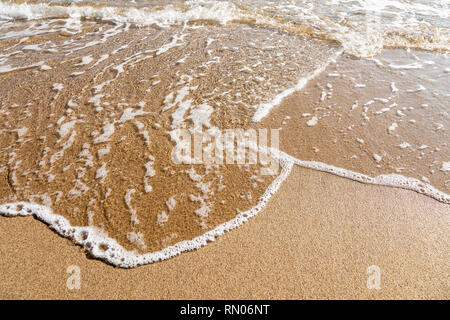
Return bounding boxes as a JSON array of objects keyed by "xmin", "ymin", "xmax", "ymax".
[
  {"xmin": 0, "ymin": 0, "xmax": 449, "ymax": 57},
  {"xmin": 0, "ymin": 0, "xmax": 448, "ymax": 268}
]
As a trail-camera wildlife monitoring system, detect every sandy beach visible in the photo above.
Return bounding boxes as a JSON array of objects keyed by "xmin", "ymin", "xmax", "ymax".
[
  {"xmin": 1, "ymin": 166, "xmax": 448, "ymax": 300},
  {"xmin": 0, "ymin": 0, "xmax": 449, "ymax": 301}
]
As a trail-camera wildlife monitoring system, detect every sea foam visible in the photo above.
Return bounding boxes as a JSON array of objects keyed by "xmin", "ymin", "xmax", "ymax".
[{"xmin": 1, "ymin": 147, "xmax": 448, "ymax": 268}]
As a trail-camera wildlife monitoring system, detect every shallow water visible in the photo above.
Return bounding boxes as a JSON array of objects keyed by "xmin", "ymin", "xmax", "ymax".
[{"xmin": 0, "ymin": 0, "xmax": 448, "ymax": 267}]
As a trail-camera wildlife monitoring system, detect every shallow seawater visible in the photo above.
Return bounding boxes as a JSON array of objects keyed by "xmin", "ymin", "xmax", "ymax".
[{"xmin": 0, "ymin": 0, "xmax": 448, "ymax": 267}]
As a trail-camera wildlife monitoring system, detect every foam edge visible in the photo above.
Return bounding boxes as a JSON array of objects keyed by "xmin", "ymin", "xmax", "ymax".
[
  {"xmin": 0, "ymin": 150, "xmax": 448, "ymax": 268},
  {"xmin": 0, "ymin": 159, "xmax": 293, "ymax": 268},
  {"xmin": 276, "ymin": 150, "xmax": 450, "ymax": 204},
  {"xmin": 251, "ymin": 49, "xmax": 344, "ymax": 123}
]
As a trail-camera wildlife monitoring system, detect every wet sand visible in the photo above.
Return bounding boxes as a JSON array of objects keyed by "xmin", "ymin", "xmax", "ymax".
[
  {"xmin": 0, "ymin": 2, "xmax": 449, "ymax": 298},
  {"xmin": 1, "ymin": 166, "xmax": 448, "ymax": 299},
  {"xmin": 0, "ymin": 20, "xmax": 339, "ymax": 257}
]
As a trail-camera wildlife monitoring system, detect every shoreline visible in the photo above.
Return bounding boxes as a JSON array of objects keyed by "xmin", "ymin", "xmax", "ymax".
[
  {"xmin": 1, "ymin": 18, "xmax": 448, "ymax": 265},
  {"xmin": 1, "ymin": 166, "xmax": 448, "ymax": 299},
  {"xmin": 1, "ymin": 151, "xmax": 448, "ymax": 269},
  {"xmin": 0, "ymin": 2, "xmax": 449, "ymax": 299}
]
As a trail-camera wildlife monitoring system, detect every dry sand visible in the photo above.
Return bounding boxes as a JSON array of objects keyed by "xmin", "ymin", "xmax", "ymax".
[{"xmin": 0, "ymin": 166, "xmax": 448, "ymax": 299}]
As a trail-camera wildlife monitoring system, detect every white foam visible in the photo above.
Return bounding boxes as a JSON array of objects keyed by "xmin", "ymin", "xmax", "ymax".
[
  {"xmin": 49, "ymin": 130, "xmax": 76, "ymax": 165},
  {"xmin": 0, "ymin": 0, "xmax": 447, "ymax": 58},
  {"xmin": 58, "ymin": 120, "xmax": 76, "ymax": 139},
  {"xmin": 97, "ymin": 145, "xmax": 110, "ymax": 158},
  {"xmin": 95, "ymin": 163, "xmax": 108, "ymax": 184},
  {"xmin": 88, "ymin": 94, "xmax": 104, "ymax": 107},
  {"xmin": 194, "ymin": 202, "xmax": 212, "ymax": 219},
  {"xmin": 156, "ymin": 34, "xmax": 185, "ymax": 56},
  {"xmin": 279, "ymin": 151, "xmax": 450, "ymax": 204},
  {"xmin": 390, "ymin": 82, "xmax": 399, "ymax": 93},
  {"xmin": 126, "ymin": 232, "xmax": 147, "ymax": 251},
  {"xmin": 52, "ymin": 83, "xmax": 63, "ymax": 91},
  {"xmin": 22, "ymin": 44, "xmax": 40, "ymax": 51},
  {"xmin": 16, "ymin": 127, "xmax": 28, "ymax": 139},
  {"xmin": 186, "ymin": 103, "xmax": 213, "ymax": 129},
  {"xmin": 93, "ymin": 122, "xmax": 115, "ymax": 144},
  {"xmin": 306, "ymin": 116, "xmax": 318, "ymax": 127},
  {"xmin": 134, "ymin": 121, "xmax": 150, "ymax": 146},
  {"xmin": 166, "ymin": 197, "xmax": 176, "ymax": 211},
  {"xmin": 440, "ymin": 162, "xmax": 450, "ymax": 172},
  {"xmin": 125, "ymin": 189, "xmax": 139, "ymax": 225},
  {"xmin": 398, "ymin": 142, "xmax": 411, "ymax": 149},
  {"xmin": 0, "ymin": 1, "xmax": 245, "ymax": 28},
  {"xmin": 373, "ymin": 153, "xmax": 383, "ymax": 163},
  {"xmin": 119, "ymin": 108, "xmax": 148, "ymax": 123},
  {"xmin": 388, "ymin": 122, "xmax": 398, "ymax": 134},
  {"xmin": 1, "ymin": 1, "xmax": 449, "ymax": 269},
  {"xmin": 388, "ymin": 62, "xmax": 423, "ymax": 70},
  {"xmin": 76, "ymin": 55, "xmax": 93, "ymax": 66},
  {"xmin": 186, "ymin": 167, "xmax": 203, "ymax": 182},
  {"xmin": 252, "ymin": 49, "xmax": 343, "ymax": 122},
  {"xmin": 0, "ymin": 60, "xmax": 44, "ymax": 74},
  {"xmin": 4, "ymin": 144, "xmax": 448, "ymax": 268},
  {"xmin": 157, "ymin": 211, "xmax": 169, "ymax": 226},
  {"xmin": 143, "ymin": 157, "xmax": 155, "ymax": 193},
  {"xmin": 144, "ymin": 159, "xmax": 156, "ymax": 177},
  {"xmin": 2, "ymin": 139, "xmax": 449, "ymax": 268}
]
